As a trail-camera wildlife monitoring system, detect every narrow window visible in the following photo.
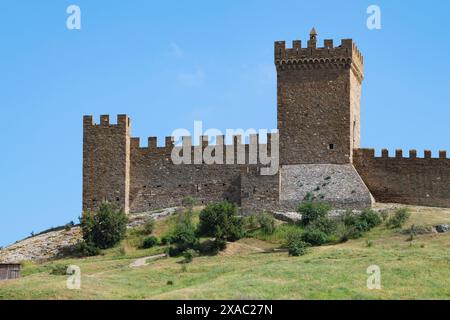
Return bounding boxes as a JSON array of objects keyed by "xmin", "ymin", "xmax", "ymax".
[{"xmin": 329, "ymin": 144, "xmax": 335, "ymax": 150}]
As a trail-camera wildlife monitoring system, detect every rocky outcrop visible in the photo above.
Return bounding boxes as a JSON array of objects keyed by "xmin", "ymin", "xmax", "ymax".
[{"xmin": 0, "ymin": 207, "xmax": 180, "ymax": 263}]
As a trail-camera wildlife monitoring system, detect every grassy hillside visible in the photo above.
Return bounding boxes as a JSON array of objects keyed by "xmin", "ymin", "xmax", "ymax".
[{"xmin": 0, "ymin": 205, "xmax": 449, "ymax": 300}]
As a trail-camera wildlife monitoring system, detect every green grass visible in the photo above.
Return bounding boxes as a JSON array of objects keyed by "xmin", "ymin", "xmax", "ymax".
[{"xmin": 0, "ymin": 205, "xmax": 449, "ymax": 300}]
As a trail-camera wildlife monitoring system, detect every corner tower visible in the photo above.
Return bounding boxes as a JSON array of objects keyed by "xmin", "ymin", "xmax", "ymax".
[
  {"xmin": 275, "ymin": 28, "xmax": 364, "ymax": 165},
  {"xmin": 83, "ymin": 115, "xmax": 131, "ymax": 213}
]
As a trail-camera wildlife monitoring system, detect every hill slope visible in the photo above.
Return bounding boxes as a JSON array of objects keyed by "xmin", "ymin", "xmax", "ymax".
[{"xmin": 0, "ymin": 204, "xmax": 449, "ymax": 300}]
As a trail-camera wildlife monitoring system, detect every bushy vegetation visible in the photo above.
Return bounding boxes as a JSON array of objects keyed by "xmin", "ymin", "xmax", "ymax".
[
  {"xmin": 73, "ymin": 240, "xmax": 101, "ymax": 257},
  {"xmin": 197, "ymin": 201, "xmax": 244, "ymax": 241},
  {"xmin": 182, "ymin": 249, "xmax": 195, "ymax": 263},
  {"xmin": 169, "ymin": 211, "xmax": 198, "ymax": 255},
  {"xmin": 285, "ymin": 230, "xmax": 309, "ymax": 256},
  {"xmin": 387, "ymin": 208, "xmax": 411, "ymax": 229},
  {"xmin": 161, "ymin": 235, "xmax": 174, "ymax": 245},
  {"xmin": 143, "ymin": 218, "xmax": 155, "ymax": 235},
  {"xmin": 196, "ymin": 239, "xmax": 227, "ymax": 256},
  {"xmin": 257, "ymin": 213, "xmax": 276, "ymax": 235},
  {"xmin": 309, "ymin": 216, "xmax": 338, "ymax": 235},
  {"xmin": 301, "ymin": 227, "xmax": 328, "ymax": 246},
  {"xmin": 141, "ymin": 236, "xmax": 159, "ymax": 249},
  {"xmin": 297, "ymin": 202, "xmax": 332, "ymax": 226},
  {"xmin": 359, "ymin": 209, "xmax": 382, "ymax": 229},
  {"xmin": 182, "ymin": 196, "xmax": 196, "ymax": 208},
  {"xmin": 339, "ymin": 209, "xmax": 382, "ymax": 239},
  {"xmin": 80, "ymin": 203, "xmax": 128, "ymax": 250},
  {"xmin": 49, "ymin": 264, "xmax": 68, "ymax": 276}
]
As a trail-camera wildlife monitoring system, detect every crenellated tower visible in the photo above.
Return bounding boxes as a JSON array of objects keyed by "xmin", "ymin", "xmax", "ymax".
[
  {"xmin": 83, "ymin": 115, "xmax": 131, "ymax": 213},
  {"xmin": 275, "ymin": 28, "xmax": 364, "ymax": 165}
]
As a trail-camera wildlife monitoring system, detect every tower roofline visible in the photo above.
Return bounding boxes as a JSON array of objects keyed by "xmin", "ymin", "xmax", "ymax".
[{"xmin": 274, "ymin": 35, "xmax": 364, "ymax": 82}]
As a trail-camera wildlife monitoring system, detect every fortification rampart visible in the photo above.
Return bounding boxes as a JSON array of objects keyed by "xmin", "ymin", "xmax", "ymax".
[
  {"xmin": 83, "ymin": 115, "xmax": 279, "ymax": 213},
  {"xmin": 353, "ymin": 148, "xmax": 450, "ymax": 207}
]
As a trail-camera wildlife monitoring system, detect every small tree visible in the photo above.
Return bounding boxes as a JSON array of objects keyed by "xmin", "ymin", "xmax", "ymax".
[
  {"xmin": 80, "ymin": 202, "xmax": 128, "ymax": 249},
  {"xmin": 197, "ymin": 201, "xmax": 244, "ymax": 241},
  {"xmin": 285, "ymin": 230, "xmax": 309, "ymax": 256},
  {"xmin": 169, "ymin": 210, "xmax": 198, "ymax": 255},
  {"xmin": 297, "ymin": 202, "xmax": 331, "ymax": 226}
]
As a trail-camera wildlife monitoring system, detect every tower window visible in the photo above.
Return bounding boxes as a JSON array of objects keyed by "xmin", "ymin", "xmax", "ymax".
[{"xmin": 329, "ymin": 144, "xmax": 335, "ymax": 150}]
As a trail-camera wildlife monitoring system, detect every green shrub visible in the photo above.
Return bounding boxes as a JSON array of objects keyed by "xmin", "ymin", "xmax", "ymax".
[
  {"xmin": 301, "ymin": 227, "xmax": 328, "ymax": 246},
  {"xmin": 161, "ymin": 235, "xmax": 174, "ymax": 245},
  {"xmin": 197, "ymin": 201, "xmax": 244, "ymax": 241},
  {"xmin": 141, "ymin": 236, "xmax": 159, "ymax": 249},
  {"xmin": 288, "ymin": 241, "xmax": 309, "ymax": 256},
  {"xmin": 257, "ymin": 213, "xmax": 276, "ymax": 235},
  {"xmin": 297, "ymin": 202, "xmax": 331, "ymax": 226},
  {"xmin": 182, "ymin": 196, "xmax": 196, "ymax": 208},
  {"xmin": 49, "ymin": 264, "xmax": 68, "ymax": 275},
  {"xmin": 196, "ymin": 239, "xmax": 227, "ymax": 256},
  {"xmin": 143, "ymin": 217, "xmax": 155, "ymax": 235},
  {"xmin": 379, "ymin": 209, "xmax": 389, "ymax": 221},
  {"xmin": 359, "ymin": 209, "xmax": 382, "ymax": 229},
  {"xmin": 168, "ymin": 246, "xmax": 182, "ymax": 257},
  {"xmin": 74, "ymin": 240, "xmax": 101, "ymax": 257},
  {"xmin": 285, "ymin": 231, "xmax": 309, "ymax": 256},
  {"xmin": 387, "ymin": 208, "xmax": 411, "ymax": 229},
  {"xmin": 172, "ymin": 212, "xmax": 198, "ymax": 253},
  {"xmin": 342, "ymin": 211, "xmax": 369, "ymax": 233},
  {"xmin": 243, "ymin": 215, "xmax": 259, "ymax": 230},
  {"xmin": 64, "ymin": 221, "xmax": 74, "ymax": 231},
  {"xmin": 182, "ymin": 249, "xmax": 196, "ymax": 263},
  {"xmin": 310, "ymin": 216, "xmax": 338, "ymax": 235},
  {"xmin": 80, "ymin": 202, "xmax": 128, "ymax": 249}
]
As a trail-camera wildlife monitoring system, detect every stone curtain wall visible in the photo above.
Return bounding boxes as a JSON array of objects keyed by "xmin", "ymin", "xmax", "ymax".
[
  {"xmin": 129, "ymin": 135, "xmax": 277, "ymax": 213},
  {"xmin": 353, "ymin": 149, "xmax": 450, "ymax": 207}
]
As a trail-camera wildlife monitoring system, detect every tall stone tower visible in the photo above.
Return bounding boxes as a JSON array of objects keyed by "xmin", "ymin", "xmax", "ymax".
[
  {"xmin": 275, "ymin": 28, "xmax": 364, "ymax": 165},
  {"xmin": 276, "ymin": 29, "xmax": 372, "ymax": 209},
  {"xmin": 83, "ymin": 115, "xmax": 131, "ymax": 213}
]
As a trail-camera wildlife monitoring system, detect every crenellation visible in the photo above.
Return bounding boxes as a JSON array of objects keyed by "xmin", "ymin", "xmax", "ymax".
[
  {"xmin": 100, "ymin": 115, "xmax": 110, "ymax": 126},
  {"xmin": 439, "ymin": 150, "xmax": 447, "ymax": 159},
  {"xmin": 117, "ymin": 114, "xmax": 130, "ymax": 127},
  {"xmin": 395, "ymin": 149, "xmax": 403, "ymax": 158},
  {"xmin": 165, "ymin": 136, "xmax": 174, "ymax": 149},
  {"xmin": 83, "ymin": 115, "xmax": 93, "ymax": 126},
  {"xmin": 148, "ymin": 137, "xmax": 157, "ymax": 149},
  {"xmin": 409, "ymin": 149, "xmax": 417, "ymax": 158},
  {"xmin": 424, "ymin": 150, "xmax": 432, "ymax": 159},
  {"xmin": 324, "ymin": 39, "xmax": 333, "ymax": 48},
  {"xmin": 131, "ymin": 137, "xmax": 140, "ymax": 149}
]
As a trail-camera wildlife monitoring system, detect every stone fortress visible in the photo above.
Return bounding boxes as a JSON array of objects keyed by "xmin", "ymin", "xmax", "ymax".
[{"xmin": 83, "ymin": 29, "xmax": 450, "ymax": 214}]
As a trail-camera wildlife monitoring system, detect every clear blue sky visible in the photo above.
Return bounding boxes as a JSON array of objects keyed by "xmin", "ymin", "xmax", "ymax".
[{"xmin": 1, "ymin": 0, "xmax": 449, "ymax": 247}]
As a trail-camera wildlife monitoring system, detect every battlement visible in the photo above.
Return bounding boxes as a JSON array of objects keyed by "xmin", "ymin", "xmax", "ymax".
[
  {"xmin": 83, "ymin": 114, "xmax": 130, "ymax": 128},
  {"xmin": 354, "ymin": 148, "xmax": 449, "ymax": 160},
  {"xmin": 274, "ymin": 29, "xmax": 364, "ymax": 81},
  {"xmin": 129, "ymin": 133, "xmax": 278, "ymax": 150}
]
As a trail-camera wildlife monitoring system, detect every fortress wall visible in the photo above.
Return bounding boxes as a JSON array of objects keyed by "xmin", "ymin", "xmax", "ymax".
[
  {"xmin": 353, "ymin": 149, "xmax": 450, "ymax": 207},
  {"xmin": 129, "ymin": 134, "xmax": 278, "ymax": 213},
  {"xmin": 240, "ymin": 167, "xmax": 279, "ymax": 214}
]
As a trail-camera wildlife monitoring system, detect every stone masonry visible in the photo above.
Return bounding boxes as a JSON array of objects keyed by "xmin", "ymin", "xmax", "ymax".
[{"xmin": 82, "ymin": 29, "xmax": 449, "ymax": 214}]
